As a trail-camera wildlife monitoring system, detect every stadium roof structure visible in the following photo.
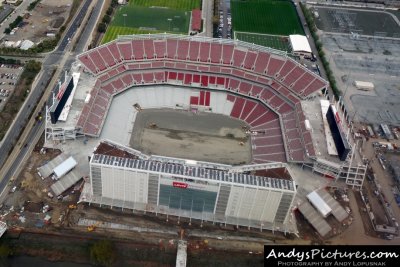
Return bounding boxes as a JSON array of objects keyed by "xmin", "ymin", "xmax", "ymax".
[
  {"xmin": 289, "ymin": 35, "xmax": 312, "ymax": 54},
  {"xmin": 74, "ymin": 34, "xmax": 328, "ymax": 163},
  {"xmin": 91, "ymin": 140, "xmax": 296, "ymax": 192}
]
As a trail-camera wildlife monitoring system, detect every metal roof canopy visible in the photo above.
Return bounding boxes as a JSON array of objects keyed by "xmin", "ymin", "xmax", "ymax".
[
  {"xmin": 38, "ymin": 153, "xmax": 69, "ymax": 178},
  {"xmin": 298, "ymin": 201, "xmax": 332, "ymax": 237},
  {"xmin": 53, "ymin": 156, "xmax": 77, "ymax": 179},
  {"xmin": 307, "ymin": 191, "xmax": 332, "ymax": 218},
  {"xmin": 317, "ymin": 189, "xmax": 348, "ymax": 222},
  {"xmin": 51, "ymin": 171, "xmax": 82, "ymax": 196}
]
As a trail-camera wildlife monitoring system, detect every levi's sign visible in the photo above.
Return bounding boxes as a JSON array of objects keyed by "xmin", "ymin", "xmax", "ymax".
[{"xmin": 173, "ymin": 182, "xmax": 188, "ymax": 189}]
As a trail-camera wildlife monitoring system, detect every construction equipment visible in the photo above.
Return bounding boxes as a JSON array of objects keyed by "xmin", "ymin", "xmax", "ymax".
[
  {"xmin": 68, "ymin": 204, "xmax": 77, "ymax": 209},
  {"xmin": 87, "ymin": 221, "xmax": 102, "ymax": 232}
]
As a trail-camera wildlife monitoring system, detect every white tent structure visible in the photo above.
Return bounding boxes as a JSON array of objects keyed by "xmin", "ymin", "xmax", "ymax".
[
  {"xmin": 53, "ymin": 156, "xmax": 77, "ymax": 179},
  {"xmin": 307, "ymin": 191, "xmax": 332, "ymax": 218},
  {"xmin": 289, "ymin": 35, "xmax": 312, "ymax": 58},
  {"xmin": 20, "ymin": 40, "xmax": 34, "ymax": 50}
]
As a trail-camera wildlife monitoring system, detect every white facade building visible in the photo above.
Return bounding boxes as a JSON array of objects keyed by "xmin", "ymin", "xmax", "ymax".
[{"xmin": 82, "ymin": 141, "xmax": 297, "ymax": 232}]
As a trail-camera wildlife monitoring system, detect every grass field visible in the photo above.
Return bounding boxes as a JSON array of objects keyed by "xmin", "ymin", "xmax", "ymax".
[
  {"xmin": 102, "ymin": 26, "xmax": 162, "ymax": 44},
  {"xmin": 231, "ymin": 0, "xmax": 304, "ymax": 36},
  {"xmin": 235, "ymin": 32, "xmax": 290, "ymax": 52},
  {"xmin": 102, "ymin": 5, "xmax": 190, "ymax": 44},
  {"xmin": 130, "ymin": 0, "xmax": 201, "ymax": 11}
]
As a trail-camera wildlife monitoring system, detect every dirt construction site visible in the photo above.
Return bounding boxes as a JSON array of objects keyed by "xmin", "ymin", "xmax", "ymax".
[
  {"xmin": 0, "ymin": 135, "xmax": 294, "ymax": 266},
  {"xmin": 4, "ymin": 0, "xmax": 73, "ymax": 43},
  {"xmin": 130, "ymin": 109, "xmax": 252, "ymax": 165}
]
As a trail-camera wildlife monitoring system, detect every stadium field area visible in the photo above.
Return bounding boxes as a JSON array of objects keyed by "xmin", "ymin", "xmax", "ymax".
[
  {"xmin": 231, "ymin": 0, "xmax": 304, "ymax": 36},
  {"xmin": 102, "ymin": 5, "xmax": 190, "ymax": 44},
  {"xmin": 130, "ymin": 0, "xmax": 201, "ymax": 11},
  {"xmin": 235, "ymin": 32, "xmax": 290, "ymax": 52}
]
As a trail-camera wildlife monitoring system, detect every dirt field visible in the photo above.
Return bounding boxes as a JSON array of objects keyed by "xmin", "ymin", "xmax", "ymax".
[
  {"xmin": 6, "ymin": 0, "xmax": 73, "ymax": 43},
  {"xmin": 130, "ymin": 109, "xmax": 252, "ymax": 165}
]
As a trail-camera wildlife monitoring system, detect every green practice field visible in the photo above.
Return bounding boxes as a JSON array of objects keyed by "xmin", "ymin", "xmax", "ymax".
[
  {"xmin": 102, "ymin": 5, "xmax": 190, "ymax": 44},
  {"xmin": 130, "ymin": 0, "xmax": 201, "ymax": 11},
  {"xmin": 231, "ymin": 0, "xmax": 304, "ymax": 36},
  {"xmin": 102, "ymin": 27, "xmax": 162, "ymax": 44},
  {"xmin": 235, "ymin": 32, "xmax": 290, "ymax": 52}
]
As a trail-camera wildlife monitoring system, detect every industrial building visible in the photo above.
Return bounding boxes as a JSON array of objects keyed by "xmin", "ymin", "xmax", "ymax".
[{"xmin": 80, "ymin": 140, "xmax": 297, "ymax": 232}]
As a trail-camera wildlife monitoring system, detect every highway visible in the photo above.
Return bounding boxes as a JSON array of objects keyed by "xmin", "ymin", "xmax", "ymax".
[{"xmin": 0, "ymin": 0, "xmax": 102, "ymax": 199}]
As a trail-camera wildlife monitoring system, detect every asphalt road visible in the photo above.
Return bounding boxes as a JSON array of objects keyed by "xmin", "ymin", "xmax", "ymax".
[
  {"xmin": 0, "ymin": 0, "xmax": 96, "ymax": 196},
  {"xmin": 0, "ymin": 4, "xmax": 14, "ymax": 25},
  {"xmin": 57, "ymin": 0, "xmax": 92, "ymax": 52}
]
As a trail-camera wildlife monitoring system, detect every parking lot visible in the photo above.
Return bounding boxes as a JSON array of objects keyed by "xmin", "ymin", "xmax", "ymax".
[
  {"xmin": 321, "ymin": 33, "xmax": 400, "ymax": 125},
  {"xmin": 216, "ymin": 0, "xmax": 232, "ymax": 39},
  {"xmin": 0, "ymin": 64, "xmax": 23, "ymax": 112}
]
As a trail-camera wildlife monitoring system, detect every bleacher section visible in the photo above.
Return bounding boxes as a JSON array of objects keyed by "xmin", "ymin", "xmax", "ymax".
[{"xmin": 77, "ymin": 35, "xmax": 327, "ymax": 164}]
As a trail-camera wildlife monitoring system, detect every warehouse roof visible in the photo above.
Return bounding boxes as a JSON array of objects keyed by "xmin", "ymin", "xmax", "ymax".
[{"xmin": 289, "ymin": 35, "xmax": 312, "ymax": 53}]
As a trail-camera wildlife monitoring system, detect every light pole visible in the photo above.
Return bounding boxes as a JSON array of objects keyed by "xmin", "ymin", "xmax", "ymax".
[
  {"xmin": 167, "ymin": 18, "xmax": 172, "ymax": 32},
  {"xmin": 123, "ymin": 14, "xmax": 127, "ymax": 27}
]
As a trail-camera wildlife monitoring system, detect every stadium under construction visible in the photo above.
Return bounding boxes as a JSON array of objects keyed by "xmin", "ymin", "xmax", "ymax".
[{"xmin": 43, "ymin": 34, "xmax": 367, "ymax": 232}]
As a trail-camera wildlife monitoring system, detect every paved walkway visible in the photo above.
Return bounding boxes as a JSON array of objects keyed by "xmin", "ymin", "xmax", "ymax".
[{"xmin": 199, "ymin": 0, "xmax": 213, "ymax": 37}]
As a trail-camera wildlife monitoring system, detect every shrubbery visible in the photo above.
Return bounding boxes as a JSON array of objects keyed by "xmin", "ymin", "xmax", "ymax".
[{"xmin": 300, "ymin": 3, "xmax": 339, "ymax": 99}]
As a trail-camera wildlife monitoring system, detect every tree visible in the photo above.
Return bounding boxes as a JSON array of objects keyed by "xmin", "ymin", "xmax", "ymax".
[
  {"xmin": 98, "ymin": 23, "xmax": 107, "ymax": 33},
  {"xmin": 102, "ymin": 15, "xmax": 111, "ymax": 24},
  {"xmin": 106, "ymin": 7, "xmax": 113, "ymax": 16},
  {"xmin": 25, "ymin": 60, "xmax": 42, "ymax": 73},
  {"xmin": 111, "ymin": 0, "xmax": 118, "ymax": 8},
  {"xmin": 89, "ymin": 240, "xmax": 117, "ymax": 267}
]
